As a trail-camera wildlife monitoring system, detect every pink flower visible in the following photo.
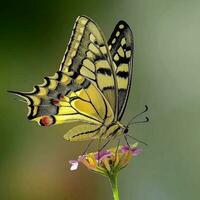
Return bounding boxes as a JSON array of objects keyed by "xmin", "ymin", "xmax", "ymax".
[
  {"xmin": 69, "ymin": 160, "xmax": 79, "ymax": 171},
  {"xmin": 121, "ymin": 145, "xmax": 142, "ymax": 156},
  {"xmin": 95, "ymin": 150, "xmax": 113, "ymax": 161},
  {"xmin": 69, "ymin": 143, "xmax": 142, "ymax": 175}
]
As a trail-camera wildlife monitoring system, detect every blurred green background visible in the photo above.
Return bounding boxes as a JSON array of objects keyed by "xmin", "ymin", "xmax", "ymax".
[{"xmin": 1, "ymin": 0, "xmax": 200, "ymax": 199}]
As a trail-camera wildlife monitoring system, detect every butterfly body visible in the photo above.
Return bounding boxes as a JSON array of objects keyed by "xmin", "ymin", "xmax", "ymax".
[
  {"xmin": 9, "ymin": 16, "xmax": 134, "ymax": 142},
  {"xmin": 100, "ymin": 121, "xmax": 126, "ymax": 139}
]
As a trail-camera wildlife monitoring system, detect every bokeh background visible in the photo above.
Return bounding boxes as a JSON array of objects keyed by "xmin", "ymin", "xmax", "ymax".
[{"xmin": 1, "ymin": 0, "xmax": 200, "ymax": 199}]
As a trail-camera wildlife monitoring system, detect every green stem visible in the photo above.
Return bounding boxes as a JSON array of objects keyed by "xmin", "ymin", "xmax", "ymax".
[{"xmin": 109, "ymin": 173, "xmax": 120, "ymax": 200}]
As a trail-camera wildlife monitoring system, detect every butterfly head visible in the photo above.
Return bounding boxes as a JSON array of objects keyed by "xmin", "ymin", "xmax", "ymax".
[
  {"xmin": 124, "ymin": 127, "xmax": 129, "ymax": 134},
  {"xmin": 115, "ymin": 122, "xmax": 129, "ymax": 136}
]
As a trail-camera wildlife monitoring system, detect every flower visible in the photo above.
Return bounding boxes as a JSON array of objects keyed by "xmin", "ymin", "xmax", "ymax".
[
  {"xmin": 121, "ymin": 145, "xmax": 142, "ymax": 156},
  {"xmin": 69, "ymin": 143, "xmax": 141, "ymax": 176},
  {"xmin": 69, "ymin": 143, "xmax": 142, "ymax": 200},
  {"xmin": 69, "ymin": 160, "xmax": 79, "ymax": 171}
]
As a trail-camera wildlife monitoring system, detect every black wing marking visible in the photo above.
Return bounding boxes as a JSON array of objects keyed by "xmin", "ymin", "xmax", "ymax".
[{"xmin": 108, "ymin": 20, "xmax": 134, "ymax": 120}]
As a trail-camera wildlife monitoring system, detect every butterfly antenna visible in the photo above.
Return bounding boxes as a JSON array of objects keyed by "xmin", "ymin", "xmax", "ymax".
[
  {"xmin": 127, "ymin": 134, "xmax": 148, "ymax": 146},
  {"xmin": 127, "ymin": 105, "xmax": 149, "ymax": 126},
  {"xmin": 129, "ymin": 117, "xmax": 149, "ymax": 126}
]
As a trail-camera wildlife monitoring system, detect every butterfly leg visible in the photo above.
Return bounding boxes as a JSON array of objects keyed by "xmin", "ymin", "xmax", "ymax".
[
  {"xmin": 113, "ymin": 138, "xmax": 120, "ymax": 162},
  {"xmin": 98, "ymin": 137, "xmax": 113, "ymax": 152},
  {"xmin": 97, "ymin": 136, "xmax": 103, "ymax": 165},
  {"xmin": 98, "ymin": 129, "xmax": 122, "ymax": 152},
  {"xmin": 124, "ymin": 133, "xmax": 131, "ymax": 147},
  {"xmin": 97, "ymin": 135, "xmax": 113, "ymax": 165},
  {"xmin": 126, "ymin": 134, "xmax": 148, "ymax": 146},
  {"xmin": 82, "ymin": 140, "xmax": 94, "ymax": 155}
]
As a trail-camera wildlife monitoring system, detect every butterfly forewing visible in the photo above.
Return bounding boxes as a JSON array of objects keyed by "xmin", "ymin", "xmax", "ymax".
[
  {"xmin": 60, "ymin": 16, "xmax": 118, "ymax": 116},
  {"xmin": 108, "ymin": 21, "xmax": 134, "ymax": 120}
]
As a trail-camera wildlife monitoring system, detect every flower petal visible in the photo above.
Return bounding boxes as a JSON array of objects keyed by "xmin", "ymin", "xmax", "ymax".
[
  {"xmin": 102, "ymin": 158, "xmax": 111, "ymax": 172},
  {"xmin": 95, "ymin": 150, "xmax": 112, "ymax": 161},
  {"xmin": 121, "ymin": 145, "xmax": 142, "ymax": 156},
  {"xmin": 78, "ymin": 155, "xmax": 86, "ymax": 162},
  {"xmin": 121, "ymin": 145, "xmax": 130, "ymax": 153},
  {"xmin": 132, "ymin": 148, "xmax": 142, "ymax": 156},
  {"xmin": 69, "ymin": 160, "xmax": 79, "ymax": 171}
]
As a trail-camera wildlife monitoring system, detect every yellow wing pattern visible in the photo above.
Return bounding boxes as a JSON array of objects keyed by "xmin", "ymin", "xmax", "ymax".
[
  {"xmin": 108, "ymin": 21, "xmax": 134, "ymax": 120},
  {"xmin": 64, "ymin": 124, "xmax": 107, "ymax": 141},
  {"xmin": 60, "ymin": 16, "xmax": 118, "ymax": 116},
  {"xmin": 9, "ymin": 71, "xmax": 114, "ymax": 130}
]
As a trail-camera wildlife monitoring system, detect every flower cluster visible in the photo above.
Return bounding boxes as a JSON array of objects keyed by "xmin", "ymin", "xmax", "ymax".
[{"xmin": 69, "ymin": 143, "xmax": 142, "ymax": 176}]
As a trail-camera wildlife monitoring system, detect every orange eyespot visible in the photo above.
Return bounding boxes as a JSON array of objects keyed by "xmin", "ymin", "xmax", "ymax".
[
  {"xmin": 58, "ymin": 94, "xmax": 65, "ymax": 100},
  {"xmin": 40, "ymin": 116, "xmax": 55, "ymax": 126},
  {"xmin": 51, "ymin": 99, "xmax": 59, "ymax": 105}
]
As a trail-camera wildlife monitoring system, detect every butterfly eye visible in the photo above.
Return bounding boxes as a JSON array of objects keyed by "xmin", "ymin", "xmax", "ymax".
[{"xmin": 39, "ymin": 115, "xmax": 55, "ymax": 126}]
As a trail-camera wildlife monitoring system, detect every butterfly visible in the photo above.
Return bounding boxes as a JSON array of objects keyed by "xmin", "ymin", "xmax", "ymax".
[{"xmin": 9, "ymin": 15, "xmax": 134, "ymax": 142}]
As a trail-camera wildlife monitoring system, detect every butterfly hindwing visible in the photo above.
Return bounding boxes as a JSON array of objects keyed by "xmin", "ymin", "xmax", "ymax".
[
  {"xmin": 64, "ymin": 123, "xmax": 107, "ymax": 141},
  {"xmin": 108, "ymin": 20, "xmax": 134, "ymax": 120},
  {"xmin": 60, "ymin": 16, "xmax": 118, "ymax": 116},
  {"xmin": 9, "ymin": 72, "xmax": 114, "ymax": 129}
]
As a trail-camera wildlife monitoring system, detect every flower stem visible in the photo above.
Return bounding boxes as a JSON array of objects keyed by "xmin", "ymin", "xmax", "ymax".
[{"xmin": 109, "ymin": 173, "xmax": 120, "ymax": 200}]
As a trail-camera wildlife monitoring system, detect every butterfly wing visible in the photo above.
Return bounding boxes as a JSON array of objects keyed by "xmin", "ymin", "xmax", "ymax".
[
  {"xmin": 59, "ymin": 16, "xmax": 118, "ymax": 117},
  {"xmin": 108, "ymin": 21, "xmax": 134, "ymax": 120},
  {"xmin": 64, "ymin": 123, "xmax": 107, "ymax": 141},
  {"xmin": 9, "ymin": 17, "xmax": 133, "ymax": 141},
  {"xmin": 9, "ymin": 72, "xmax": 114, "ymax": 133}
]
